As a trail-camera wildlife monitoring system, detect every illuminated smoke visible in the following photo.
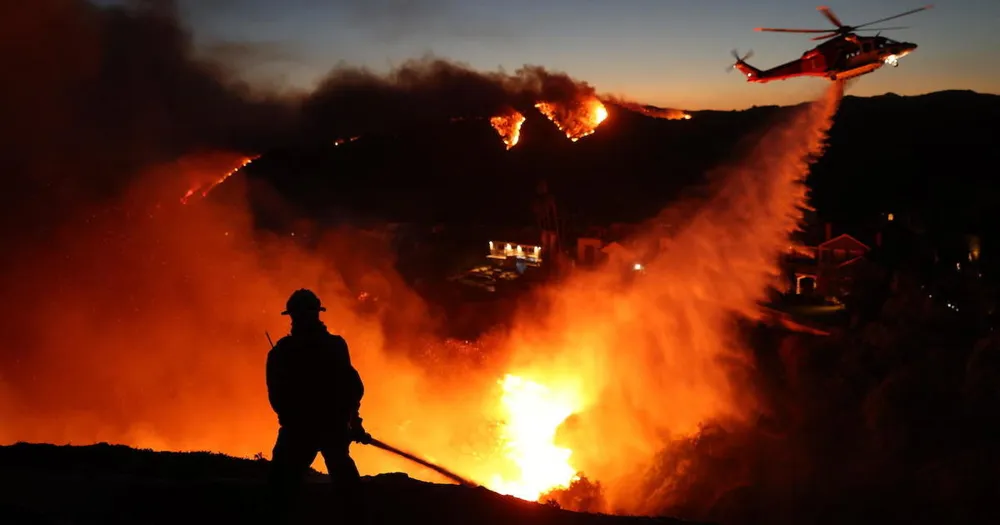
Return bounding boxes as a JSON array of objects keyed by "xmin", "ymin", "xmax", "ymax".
[
  {"xmin": 304, "ymin": 61, "xmax": 609, "ymax": 141},
  {"xmin": 477, "ymin": 82, "xmax": 845, "ymax": 512},
  {"xmin": 604, "ymin": 97, "xmax": 692, "ymax": 120}
]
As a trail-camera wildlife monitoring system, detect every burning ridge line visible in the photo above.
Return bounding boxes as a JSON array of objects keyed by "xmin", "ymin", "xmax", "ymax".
[{"xmin": 179, "ymin": 155, "xmax": 259, "ymax": 204}]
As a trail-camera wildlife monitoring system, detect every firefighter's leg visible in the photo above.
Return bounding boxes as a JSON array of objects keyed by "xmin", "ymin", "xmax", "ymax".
[
  {"xmin": 321, "ymin": 439, "xmax": 365, "ymax": 523},
  {"xmin": 267, "ymin": 427, "xmax": 319, "ymax": 524}
]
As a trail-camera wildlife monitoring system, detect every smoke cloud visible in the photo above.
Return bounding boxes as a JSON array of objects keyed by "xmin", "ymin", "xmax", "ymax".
[
  {"xmin": 302, "ymin": 59, "xmax": 601, "ymax": 139},
  {"xmin": 0, "ymin": 0, "xmax": 293, "ymax": 248}
]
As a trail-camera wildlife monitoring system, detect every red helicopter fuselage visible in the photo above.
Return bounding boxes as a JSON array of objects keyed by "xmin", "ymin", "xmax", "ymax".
[
  {"xmin": 734, "ymin": 35, "xmax": 918, "ymax": 82},
  {"xmin": 733, "ymin": 5, "xmax": 931, "ymax": 84}
]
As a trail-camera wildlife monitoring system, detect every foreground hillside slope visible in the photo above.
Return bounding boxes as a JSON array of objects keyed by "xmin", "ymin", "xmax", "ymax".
[{"xmin": 0, "ymin": 443, "xmax": 705, "ymax": 525}]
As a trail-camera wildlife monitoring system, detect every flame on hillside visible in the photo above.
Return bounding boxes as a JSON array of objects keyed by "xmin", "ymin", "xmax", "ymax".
[
  {"xmin": 490, "ymin": 110, "xmax": 526, "ymax": 150},
  {"xmin": 605, "ymin": 98, "xmax": 692, "ymax": 120},
  {"xmin": 179, "ymin": 155, "xmax": 258, "ymax": 204},
  {"xmin": 535, "ymin": 97, "xmax": 609, "ymax": 141},
  {"xmin": 489, "ymin": 374, "xmax": 583, "ymax": 500}
]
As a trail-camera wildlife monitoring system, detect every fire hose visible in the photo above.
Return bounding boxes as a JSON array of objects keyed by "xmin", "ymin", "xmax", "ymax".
[{"xmin": 365, "ymin": 437, "xmax": 478, "ymax": 488}]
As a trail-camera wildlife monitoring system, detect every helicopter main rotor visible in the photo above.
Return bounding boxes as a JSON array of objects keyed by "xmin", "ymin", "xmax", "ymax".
[{"xmin": 755, "ymin": 4, "xmax": 933, "ymax": 41}]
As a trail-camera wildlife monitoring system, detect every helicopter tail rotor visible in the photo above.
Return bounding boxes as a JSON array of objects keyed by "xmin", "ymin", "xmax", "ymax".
[{"xmin": 727, "ymin": 49, "xmax": 755, "ymax": 73}]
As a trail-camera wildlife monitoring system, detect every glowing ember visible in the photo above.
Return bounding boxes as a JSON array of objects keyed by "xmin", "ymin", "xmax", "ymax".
[
  {"xmin": 490, "ymin": 110, "xmax": 526, "ymax": 150},
  {"xmin": 334, "ymin": 136, "xmax": 360, "ymax": 146},
  {"xmin": 535, "ymin": 97, "xmax": 608, "ymax": 142},
  {"xmin": 180, "ymin": 156, "xmax": 258, "ymax": 204},
  {"xmin": 489, "ymin": 374, "xmax": 580, "ymax": 501}
]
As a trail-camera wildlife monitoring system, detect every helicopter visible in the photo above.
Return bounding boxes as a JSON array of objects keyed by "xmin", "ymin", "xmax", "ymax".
[{"xmin": 730, "ymin": 5, "xmax": 933, "ymax": 83}]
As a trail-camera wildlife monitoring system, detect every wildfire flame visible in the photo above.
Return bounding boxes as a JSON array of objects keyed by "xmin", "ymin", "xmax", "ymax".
[
  {"xmin": 608, "ymin": 99, "xmax": 692, "ymax": 121},
  {"xmin": 535, "ymin": 97, "xmax": 609, "ymax": 142},
  {"xmin": 179, "ymin": 155, "xmax": 258, "ymax": 204},
  {"xmin": 489, "ymin": 374, "xmax": 581, "ymax": 500},
  {"xmin": 489, "ymin": 110, "xmax": 526, "ymax": 150}
]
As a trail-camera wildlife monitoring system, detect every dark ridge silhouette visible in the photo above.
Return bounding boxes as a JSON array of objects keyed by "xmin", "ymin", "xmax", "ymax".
[
  {"xmin": 810, "ymin": 90, "xmax": 1000, "ymax": 232},
  {"xmin": 238, "ymin": 89, "xmax": 1000, "ymax": 238},
  {"xmin": 0, "ymin": 442, "xmax": 704, "ymax": 525}
]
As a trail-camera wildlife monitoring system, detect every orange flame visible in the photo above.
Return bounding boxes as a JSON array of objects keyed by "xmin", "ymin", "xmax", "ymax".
[
  {"xmin": 535, "ymin": 97, "xmax": 608, "ymax": 142},
  {"xmin": 608, "ymin": 99, "xmax": 692, "ymax": 120},
  {"xmin": 179, "ymin": 155, "xmax": 258, "ymax": 204},
  {"xmin": 489, "ymin": 110, "xmax": 526, "ymax": 150},
  {"xmin": 488, "ymin": 374, "xmax": 583, "ymax": 499}
]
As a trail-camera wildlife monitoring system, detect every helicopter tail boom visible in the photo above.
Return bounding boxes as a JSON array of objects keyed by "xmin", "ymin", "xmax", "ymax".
[
  {"xmin": 730, "ymin": 49, "xmax": 762, "ymax": 81},
  {"xmin": 732, "ymin": 58, "xmax": 762, "ymax": 81}
]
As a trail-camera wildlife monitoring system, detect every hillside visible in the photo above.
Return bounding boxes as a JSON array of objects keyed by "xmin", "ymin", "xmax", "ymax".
[
  {"xmin": 236, "ymin": 90, "xmax": 1000, "ymax": 234},
  {"xmin": 811, "ymin": 90, "xmax": 1000, "ymax": 231},
  {"xmin": 0, "ymin": 443, "xmax": 705, "ymax": 525}
]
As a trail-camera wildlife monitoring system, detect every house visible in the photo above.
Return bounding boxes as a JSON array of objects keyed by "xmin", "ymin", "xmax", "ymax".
[
  {"xmin": 487, "ymin": 240, "xmax": 544, "ymax": 267},
  {"xmin": 785, "ymin": 223, "xmax": 872, "ymax": 299},
  {"xmin": 815, "ymin": 233, "xmax": 871, "ymax": 297}
]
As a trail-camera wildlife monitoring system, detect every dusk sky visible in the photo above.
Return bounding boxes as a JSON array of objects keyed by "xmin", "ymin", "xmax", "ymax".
[{"xmin": 98, "ymin": 0, "xmax": 998, "ymax": 110}]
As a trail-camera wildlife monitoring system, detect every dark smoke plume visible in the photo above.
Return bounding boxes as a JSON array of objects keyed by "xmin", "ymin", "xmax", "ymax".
[
  {"xmin": 302, "ymin": 59, "xmax": 600, "ymax": 139},
  {"xmin": 0, "ymin": 0, "xmax": 294, "ymax": 249}
]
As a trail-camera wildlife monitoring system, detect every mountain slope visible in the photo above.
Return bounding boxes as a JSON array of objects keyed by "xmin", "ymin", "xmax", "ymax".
[{"xmin": 234, "ymin": 90, "xmax": 998, "ymax": 234}]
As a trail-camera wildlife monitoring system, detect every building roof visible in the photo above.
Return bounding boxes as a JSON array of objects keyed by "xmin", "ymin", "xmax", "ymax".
[{"xmin": 818, "ymin": 233, "xmax": 870, "ymax": 251}]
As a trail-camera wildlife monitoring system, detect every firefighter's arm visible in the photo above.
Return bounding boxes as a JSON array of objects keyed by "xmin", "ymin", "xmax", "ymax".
[
  {"xmin": 331, "ymin": 335, "xmax": 365, "ymax": 404},
  {"xmin": 265, "ymin": 348, "xmax": 286, "ymax": 416},
  {"xmin": 347, "ymin": 369, "xmax": 371, "ymax": 444},
  {"xmin": 336, "ymin": 337, "xmax": 370, "ymax": 443}
]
